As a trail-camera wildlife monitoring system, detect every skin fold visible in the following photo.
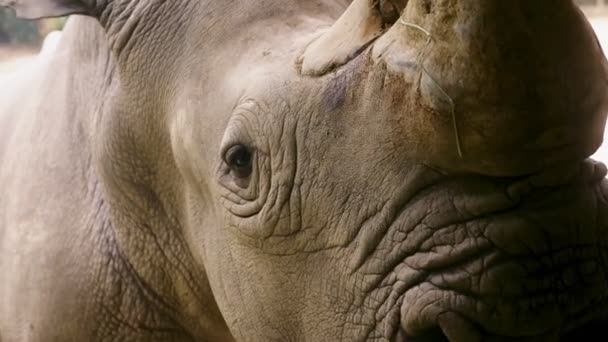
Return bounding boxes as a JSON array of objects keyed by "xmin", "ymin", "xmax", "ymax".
[{"xmin": 0, "ymin": 0, "xmax": 607, "ymax": 341}]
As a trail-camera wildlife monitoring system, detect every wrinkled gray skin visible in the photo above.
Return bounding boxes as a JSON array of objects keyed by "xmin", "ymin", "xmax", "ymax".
[{"xmin": 2, "ymin": 0, "xmax": 608, "ymax": 341}]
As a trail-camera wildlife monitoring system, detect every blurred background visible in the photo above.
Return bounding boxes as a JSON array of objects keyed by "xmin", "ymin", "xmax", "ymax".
[
  {"xmin": 1, "ymin": 2, "xmax": 608, "ymax": 162},
  {"xmin": 0, "ymin": 10, "xmax": 64, "ymax": 66}
]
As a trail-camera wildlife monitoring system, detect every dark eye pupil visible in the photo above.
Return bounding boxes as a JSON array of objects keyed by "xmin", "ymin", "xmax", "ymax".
[
  {"xmin": 232, "ymin": 148, "xmax": 251, "ymax": 168},
  {"xmin": 226, "ymin": 145, "xmax": 253, "ymax": 176}
]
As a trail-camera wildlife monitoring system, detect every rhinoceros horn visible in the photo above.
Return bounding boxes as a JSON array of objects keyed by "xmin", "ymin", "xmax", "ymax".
[
  {"xmin": 300, "ymin": 0, "xmax": 408, "ymax": 76},
  {"xmin": 369, "ymin": 0, "xmax": 608, "ymax": 175}
]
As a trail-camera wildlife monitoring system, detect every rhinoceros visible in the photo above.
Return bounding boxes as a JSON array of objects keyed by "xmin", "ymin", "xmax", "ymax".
[{"xmin": 1, "ymin": 0, "xmax": 608, "ymax": 341}]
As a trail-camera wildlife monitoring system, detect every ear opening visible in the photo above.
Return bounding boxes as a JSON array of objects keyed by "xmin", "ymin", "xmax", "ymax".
[{"xmin": 0, "ymin": 0, "xmax": 94, "ymax": 19}]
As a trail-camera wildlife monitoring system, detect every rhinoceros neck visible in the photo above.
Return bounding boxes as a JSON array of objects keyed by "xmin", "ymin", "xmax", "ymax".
[{"xmin": 39, "ymin": 17, "xmax": 236, "ymax": 341}]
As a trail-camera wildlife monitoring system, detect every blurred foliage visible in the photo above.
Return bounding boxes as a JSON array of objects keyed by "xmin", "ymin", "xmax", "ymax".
[
  {"xmin": 48, "ymin": 18, "xmax": 68, "ymax": 31},
  {"xmin": 0, "ymin": 8, "xmax": 38, "ymax": 43},
  {"xmin": 0, "ymin": 8, "xmax": 66, "ymax": 44}
]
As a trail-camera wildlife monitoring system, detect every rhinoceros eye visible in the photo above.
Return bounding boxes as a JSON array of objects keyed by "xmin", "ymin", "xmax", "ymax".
[{"xmin": 224, "ymin": 144, "xmax": 253, "ymax": 179}]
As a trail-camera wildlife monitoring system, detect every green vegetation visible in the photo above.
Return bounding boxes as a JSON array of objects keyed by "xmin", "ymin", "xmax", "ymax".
[
  {"xmin": 0, "ymin": 8, "xmax": 66, "ymax": 44},
  {"xmin": 0, "ymin": 8, "xmax": 38, "ymax": 43}
]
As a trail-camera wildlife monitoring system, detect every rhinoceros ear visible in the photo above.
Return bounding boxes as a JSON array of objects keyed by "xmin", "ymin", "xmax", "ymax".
[{"xmin": 0, "ymin": 0, "xmax": 95, "ymax": 19}]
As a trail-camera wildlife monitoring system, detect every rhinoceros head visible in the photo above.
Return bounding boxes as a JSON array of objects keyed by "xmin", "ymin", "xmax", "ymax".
[{"xmin": 3, "ymin": 0, "xmax": 608, "ymax": 341}]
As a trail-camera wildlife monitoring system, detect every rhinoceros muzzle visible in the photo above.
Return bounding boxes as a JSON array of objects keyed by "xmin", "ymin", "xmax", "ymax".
[
  {"xmin": 297, "ymin": 0, "xmax": 608, "ymax": 339},
  {"xmin": 388, "ymin": 160, "xmax": 608, "ymax": 341},
  {"xmin": 397, "ymin": 319, "xmax": 608, "ymax": 342}
]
